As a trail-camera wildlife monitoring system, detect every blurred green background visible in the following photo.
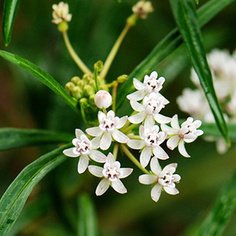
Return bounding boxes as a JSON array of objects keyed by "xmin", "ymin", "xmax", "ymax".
[{"xmin": 1, "ymin": 0, "xmax": 236, "ymax": 235}]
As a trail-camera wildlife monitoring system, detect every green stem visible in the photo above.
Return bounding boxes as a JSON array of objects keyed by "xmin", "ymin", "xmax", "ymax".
[
  {"xmin": 112, "ymin": 81, "xmax": 118, "ymax": 111},
  {"xmin": 123, "ymin": 123, "xmax": 138, "ymax": 134},
  {"xmin": 121, "ymin": 144, "xmax": 149, "ymax": 174},
  {"xmin": 62, "ymin": 31, "xmax": 92, "ymax": 75},
  {"xmin": 100, "ymin": 23, "xmax": 131, "ymax": 79},
  {"xmin": 113, "ymin": 143, "xmax": 119, "ymax": 159}
]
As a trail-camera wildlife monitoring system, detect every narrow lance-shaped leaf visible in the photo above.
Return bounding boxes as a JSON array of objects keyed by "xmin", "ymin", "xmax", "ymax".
[
  {"xmin": 0, "ymin": 145, "xmax": 69, "ymax": 235},
  {"xmin": 169, "ymin": 0, "xmax": 229, "ymax": 143},
  {"xmin": 0, "ymin": 128, "xmax": 73, "ymax": 151},
  {"xmin": 78, "ymin": 194, "xmax": 98, "ymax": 236},
  {"xmin": 2, "ymin": 0, "xmax": 20, "ymax": 46},
  {"xmin": 0, "ymin": 50, "xmax": 77, "ymax": 111},
  {"xmin": 187, "ymin": 172, "xmax": 236, "ymax": 236},
  {"xmin": 116, "ymin": 0, "xmax": 236, "ymax": 112}
]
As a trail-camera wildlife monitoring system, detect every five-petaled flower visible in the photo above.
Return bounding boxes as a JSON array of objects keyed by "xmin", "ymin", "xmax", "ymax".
[
  {"xmin": 128, "ymin": 125, "xmax": 169, "ymax": 167},
  {"xmin": 139, "ymin": 157, "xmax": 181, "ymax": 202},
  {"xmin": 86, "ymin": 110, "xmax": 129, "ymax": 150},
  {"xmin": 127, "ymin": 71, "xmax": 165, "ymax": 101},
  {"xmin": 52, "ymin": 1, "xmax": 72, "ymax": 24},
  {"xmin": 128, "ymin": 92, "xmax": 171, "ymax": 128},
  {"xmin": 88, "ymin": 153, "xmax": 133, "ymax": 196},
  {"xmin": 161, "ymin": 115, "xmax": 203, "ymax": 157},
  {"xmin": 63, "ymin": 129, "xmax": 106, "ymax": 173}
]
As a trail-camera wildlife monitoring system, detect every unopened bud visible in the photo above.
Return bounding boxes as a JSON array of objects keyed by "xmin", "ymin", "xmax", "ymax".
[{"xmin": 94, "ymin": 90, "xmax": 112, "ymax": 109}]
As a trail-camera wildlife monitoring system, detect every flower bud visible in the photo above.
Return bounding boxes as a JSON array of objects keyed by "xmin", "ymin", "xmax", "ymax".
[
  {"xmin": 132, "ymin": 1, "xmax": 154, "ymax": 19},
  {"xmin": 94, "ymin": 90, "xmax": 112, "ymax": 109}
]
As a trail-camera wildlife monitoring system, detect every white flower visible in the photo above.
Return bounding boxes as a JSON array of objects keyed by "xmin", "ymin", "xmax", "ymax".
[
  {"xmin": 52, "ymin": 2, "xmax": 72, "ymax": 24},
  {"xmin": 94, "ymin": 90, "xmax": 112, "ymax": 109},
  {"xmin": 177, "ymin": 88, "xmax": 209, "ymax": 119},
  {"xmin": 63, "ymin": 129, "xmax": 106, "ymax": 173},
  {"xmin": 88, "ymin": 153, "xmax": 133, "ymax": 196},
  {"xmin": 139, "ymin": 157, "xmax": 181, "ymax": 202},
  {"xmin": 86, "ymin": 110, "xmax": 128, "ymax": 150},
  {"xmin": 161, "ymin": 115, "xmax": 203, "ymax": 157},
  {"xmin": 132, "ymin": 1, "xmax": 154, "ymax": 19},
  {"xmin": 128, "ymin": 125, "xmax": 169, "ymax": 167},
  {"xmin": 127, "ymin": 71, "xmax": 165, "ymax": 101},
  {"xmin": 128, "ymin": 92, "xmax": 171, "ymax": 128}
]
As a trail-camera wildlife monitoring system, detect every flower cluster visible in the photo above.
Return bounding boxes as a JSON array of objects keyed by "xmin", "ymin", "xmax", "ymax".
[
  {"xmin": 177, "ymin": 49, "xmax": 236, "ymax": 153},
  {"xmin": 63, "ymin": 71, "xmax": 203, "ymax": 202},
  {"xmin": 52, "ymin": 1, "xmax": 72, "ymax": 25}
]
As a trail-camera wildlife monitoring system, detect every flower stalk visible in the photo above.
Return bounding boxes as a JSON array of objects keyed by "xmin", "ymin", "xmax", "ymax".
[
  {"xmin": 121, "ymin": 144, "xmax": 149, "ymax": 174},
  {"xmin": 62, "ymin": 31, "xmax": 92, "ymax": 75}
]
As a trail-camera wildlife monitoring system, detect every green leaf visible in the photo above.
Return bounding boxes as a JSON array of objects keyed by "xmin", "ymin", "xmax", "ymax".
[
  {"xmin": 0, "ymin": 50, "xmax": 77, "ymax": 111},
  {"xmin": 188, "ymin": 172, "xmax": 236, "ymax": 236},
  {"xmin": 169, "ymin": 0, "xmax": 229, "ymax": 143},
  {"xmin": 78, "ymin": 194, "xmax": 98, "ymax": 236},
  {"xmin": 2, "ymin": 0, "xmax": 20, "ymax": 46},
  {"xmin": 0, "ymin": 128, "xmax": 73, "ymax": 151},
  {"xmin": 0, "ymin": 145, "xmax": 69, "ymax": 235},
  {"xmin": 116, "ymin": 0, "xmax": 235, "ymax": 113},
  {"xmin": 201, "ymin": 123, "xmax": 236, "ymax": 140}
]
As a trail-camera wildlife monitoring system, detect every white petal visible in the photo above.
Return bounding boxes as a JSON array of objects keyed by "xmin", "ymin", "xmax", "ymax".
[
  {"xmin": 164, "ymin": 186, "xmax": 179, "ymax": 195},
  {"xmin": 106, "ymin": 153, "xmax": 115, "ymax": 165},
  {"xmin": 112, "ymin": 130, "xmax": 129, "ymax": 143},
  {"xmin": 88, "ymin": 165, "xmax": 104, "ymax": 177},
  {"xmin": 95, "ymin": 179, "xmax": 110, "ymax": 196},
  {"xmin": 153, "ymin": 146, "xmax": 169, "ymax": 160},
  {"xmin": 133, "ymin": 78, "xmax": 145, "ymax": 90},
  {"xmin": 154, "ymin": 114, "xmax": 171, "ymax": 124},
  {"xmin": 171, "ymin": 115, "xmax": 180, "ymax": 129},
  {"xmin": 144, "ymin": 115, "xmax": 155, "ymax": 129},
  {"xmin": 98, "ymin": 111, "xmax": 106, "ymax": 123},
  {"xmin": 167, "ymin": 136, "xmax": 179, "ymax": 150},
  {"xmin": 116, "ymin": 116, "xmax": 128, "ymax": 129},
  {"xmin": 111, "ymin": 179, "xmax": 127, "ymax": 194},
  {"xmin": 139, "ymin": 174, "xmax": 157, "ymax": 185},
  {"xmin": 150, "ymin": 71, "xmax": 158, "ymax": 79},
  {"xmin": 140, "ymin": 147, "xmax": 152, "ymax": 168},
  {"xmin": 127, "ymin": 90, "xmax": 145, "ymax": 101},
  {"xmin": 184, "ymin": 133, "xmax": 197, "ymax": 143},
  {"xmin": 161, "ymin": 124, "xmax": 175, "ymax": 134},
  {"xmin": 86, "ymin": 127, "xmax": 102, "ymax": 137},
  {"xmin": 128, "ymin": 112, "xmax": 145, "ymax": 124},
  {"xmin": 89, "ymin": 150, "xmax": 106, "ymax": 163},
  {"xmin": 130, "ymin": 100, "xmax": 144, "ymax": 112},
  {"xmin": 63, "ymin": 147, "xmax": 79, "ymax": 158},
  {"xmin": 91, "ymin": 136, "xmax": 100, "ymax": 149},
  {"xmin": 77, "ymin": 155, "xmax": 89, "ymax": 173},
  {"xmin": 127, "ymin": 139, "xmax": 145, "ymax": 149},
  {"xmin": 151, "ymin": 184, "xmax": 162, "ymax": 202},
  {"xmin": 178, "ymin": 140, "xmax": 190, "ymax": 157},
  {"xmin": 119, "ymin": 168, "xmax": 133, "ymax": 178},
  {"xmin": 173, "ymin": 174, "xmax": 181, "ymax": 182},
  {"xmin": 100, "ymin": 132, "xmax": 112, "ymax": 150},
  {"xmin": 162, "ymin": 163, "xmax": 177, "ymax": 174},
  {"xmin": 150, "ymin": 157, "xmax": 162, "ymax": 175},
  {"xmin": 75, "ymin": 129, "xmax": 84, "ymax": 138}
]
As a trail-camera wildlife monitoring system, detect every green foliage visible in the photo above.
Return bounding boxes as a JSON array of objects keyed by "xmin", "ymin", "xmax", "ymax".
[
  {"xmin": 0, "ymin": 128, "xmax": 72, "ymax": 151},
  {"xmin": 0, "ymin": 145, "xmax": 68, "ymax": 236},
  {"xmin": 116, "ymin": 0, "xmax": 236, "ymax": 115},
  {"xmin": 187, "ymin": 173, "xmax": 236, "ymax": 236},
  {"xmin": 2, "ymin": 0, "xmax": 20, "ymax": 46},
  {"xmin": 0, "ymin": 50, "xmax": 77, "ymax": 111},
  {"xmin": 78, "ymin": 194, "xmax": 98, "ymax": 236},
  {"xmin": 169, "ymin": 0, "xmax": 229, "ymax": 143}
]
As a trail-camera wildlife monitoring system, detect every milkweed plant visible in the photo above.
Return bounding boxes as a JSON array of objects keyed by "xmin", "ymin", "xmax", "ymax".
[{"xmin": 0, "ymin": 0, "xmax": 236, "ymax": 235}]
